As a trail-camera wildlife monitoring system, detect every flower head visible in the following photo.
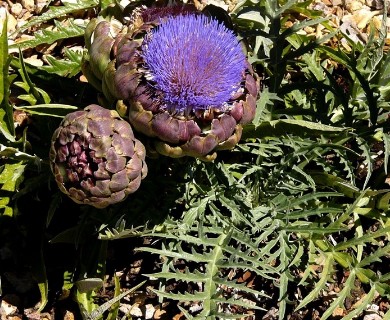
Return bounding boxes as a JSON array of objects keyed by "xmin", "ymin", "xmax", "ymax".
[
  {"xmin": 141, "ymin": 14, "xmax": 246, "ymax": 115},
  {"xmin": 83, "ymin": 8, "xmax": 259, "ymax": 160},
  {"xmin": 50, "ymin": 105, "xmax": 148, "ymax": 208}
]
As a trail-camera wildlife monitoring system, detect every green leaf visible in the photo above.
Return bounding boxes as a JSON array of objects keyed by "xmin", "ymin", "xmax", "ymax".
[
  {"xmin": 311, "ymin": 172, "xmax": 360, "ymax": 198},
  {"xmin": 0, "ymin": 162, "xmax": 26, "ymax": 192},
  {"xmin": 0, "ymin": 162, "xmax": 26, "ymax": 217},
  {"xmin": 34, "ymin": 247, "xmax": 48, "ymax": 312},
  {"xmin": 334, "ymin": 226, "xmax": 390, "ymax": 251},
  {"xmin": 237, "ymin": 9, "xmax": 267, "ymax": 27},
  {"xmin": 320, "ymin": 271, "xmax": 356, "ymax": 320},
  {"xmin": 88, "ymin": 281, "xmax": 146, "ymax": 320},
  {"xmin": 383, "ymin": 132, "xmax": 390, "ymax": 175},
  {"xmin": 252, "ymin": 88, "xmax": 281, "ymax": 126},
  {"xmin": 14, "ymin": 0, "xmax": 99, "ymax": 34},
  {"xmin": 341, "ymin": 285, "xmax": 377, "ymax": 320},
  {"xmin": 10, "ymin": 20, "xmax": 87, "ymax": 51},
  {"xmin": 200, "ymin": 230, "xmax": 231, "ymax": 317},
  {"xmin": 283, "ymin": 225, "xmax": 346, "ymax": 233},
  {"xmin": 296, "ymin": 253, "xmax": 333, "ymax": 310},
  {"xmin": 0, "ymin": 16, "xmax": 15, "ymax": 141},
  {"xmin": 243, "ymin": 119, "xmax": 348, "ymax": 139},
  {"xmin": 0, "ymin": 145, "xmax": 41, "ymax": 163},
  {"xmin": 16, "ymin": 51, "xmax": 51, "ymax": 105},
  {"xmin": 40, "ymin": 48, "xmax": 83, "ymax": 77},
  {"xmin": 356, "ymin": 137, "xmax": 373, "ymax": 190},
  {"xmin": 76, "ymin": 278, "xmax": 104, "ymax": 293},
  {"xmin": 14, "ymin": 104, "xmax": 78, "ymax": 117}
]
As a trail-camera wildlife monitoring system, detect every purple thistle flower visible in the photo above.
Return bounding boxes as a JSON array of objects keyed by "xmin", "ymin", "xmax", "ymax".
[
  {"xmin": 141, "ymin": 14, "xmax": 246, "ymax": 115},
  {"xmin": 83, "ymin": 8, "xmax": 259, "ymax": 160}
]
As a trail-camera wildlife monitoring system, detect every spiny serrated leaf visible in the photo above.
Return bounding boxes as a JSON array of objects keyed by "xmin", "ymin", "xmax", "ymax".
[
  {"xmin": 283, "ymin": 224, "xmax": 346, "ymax": 233},
  {"xmin": 320, "ymin": 271, "xmax": 356, "ymax": 320},
  {"xmin": 87, "ymin": 281, "xmax": 146, "ymax": 320},
  {"xmin": 150, "ymin": 288, "xmax": 208, "ymax": 302},
  {"xmin": 40, "ymin": 47, "xmax": 83, "ymax": 77},
  {"xmin": 105, "ymin": 276, "xmax": 121, "ymax": 320},
  {"xmin": 243, "ymin": 119, "xmax": 348, "ymax": 139},
  {"xmin": 274, "ymin": 191, "xmax": 342, "ymax": 211},
  {"xmin": 0, "ymin": 162, "xmax": 26, "ymax": 192},
  {"xmin": 279, "ymin": 206, "xmax": 342, "ymax": 220},
  {"xmin": 10, "ymin": 20, "xmax": 87, "ymax": 51},
  {"xmin": 296, "ymin": 253, "xmax": 334, "ymax": 310},
  {"xmin": 212, "ymin": 297, "xmax": 265, "ymax": 310},
  {"xmin": 341, "ymin": 285, "xmax": 377, "ymax": 320},
  {"xmin": 213, "ymin": 277, "xmax": 270, "ymax": 298},
  {"xmin": 145, "ymin": 270, "xmax": 208, "ymax": 282},
  {"xmin": 0, "ymin": 145, "xmax": 41, "ymax": 163},
  {"xmin": 253, "ymin": 88, "xmax": 281, "ymax": 127},
  {"xmin": 15, "ymin": 0, "xmax": 98, "ymax": 34},
  {"xmin": 334, "ymin": 226, "xmax": 390, "ymax": 251},
  {"xmin": 356, "ymin": 137, "xmax": 373, "ymax": 190},
  {"xmin": 0, "ymin": 162, "xmax": 26, "ymax": 217},
  {"xmin": 137, "ymin": 245, "xmax": 208, "ymax": 263}
]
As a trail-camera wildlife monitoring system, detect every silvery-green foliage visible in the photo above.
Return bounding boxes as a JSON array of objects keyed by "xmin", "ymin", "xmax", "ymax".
[{"xmin": 124, "ymin": 0, "xmax": 390, "ymax": 318}]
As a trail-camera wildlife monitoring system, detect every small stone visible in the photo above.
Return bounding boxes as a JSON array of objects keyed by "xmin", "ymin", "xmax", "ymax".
[
  {"xmin": 119, "ymin": 303, "xmax": 132, "ymax": 315},
  {"xmin": 153, "ymin": 308, "xmax": 167, "ymax": 319},
  {"xmin": 21, "ymin": 0, "xmax": 35, "ymax": 11},
  {"xmin": 35, "ymin": 0, "xmax": 50, "ymax": 13},
  {"xmin": 145, "ymin": 304, "xmax": 155, "ymax": 319},
  {"xmin": 354, "ymin": 9, "xmax": 381, "ymax": 29},
  {"xmin": 345, "ymin": 0, "xmax": 365, "ymax": 11},
  {"xmin": 304, "ymin": 26, "xmax": 316, "ymax": 34},
  {"xmin": 363, "ymin": 313, "xmax": 383, "ymax": 320},
  {"xmin": 372, "ymin": 16, "xmax": 383, "ymax": 30},
  {"xmin": 24, "ymin": 55, "xmax": 44, "ymax": 67},
  {"xmin": 7, "ymin": 13, "xmax": 17, "ymax": 33},
  {"xmin": 1, "ymin": 300, "xmax": 18, "ymax": 316},
  {"xmin": 10, "ymin": 3, "xmax": 23, "ymax": 16},
  {"xmin": 129, "ymin": 304, "xmax": 143, "ymax": 317},
  {"xmin": 332, "ymin": 307, "xmax": 345, "ymax": 317}
]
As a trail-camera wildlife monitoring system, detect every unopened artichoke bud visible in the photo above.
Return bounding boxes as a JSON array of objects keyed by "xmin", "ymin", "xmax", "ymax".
[
  {"xmin": 50, "ymin": 105, "xmax": 148, "ymax": 208},
  {"xmin": 84, "ymin": 6, "xmax": 259, "ymax": 161}
]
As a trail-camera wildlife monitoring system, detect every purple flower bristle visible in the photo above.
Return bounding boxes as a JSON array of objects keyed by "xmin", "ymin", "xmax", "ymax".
[
  {"xmin": 140, "ymin": 5, "xmax": 197, "ymax": 23},
  {"xmin": 141, "ymin": 14, "xmax": 246, "ymax": 114}
]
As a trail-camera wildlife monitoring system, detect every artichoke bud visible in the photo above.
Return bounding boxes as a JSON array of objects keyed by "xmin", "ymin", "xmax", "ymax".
[
  {"xmin": 50, "ymin": 104, "xmax": 148, "ymax": 209},
  {"xmin": 83, "ymin": 5, "xmax": 260, "ymax": 160}
]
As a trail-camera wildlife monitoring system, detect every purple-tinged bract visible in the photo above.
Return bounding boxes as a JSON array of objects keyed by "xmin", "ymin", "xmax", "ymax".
[
  {"xmin": 50, "ymin": 105, "xmax": 148, "ymax": 208},
  {"xmin": 141, "ymin": 15, "xmax": 246, "ymax": 114},
  {"xmin": 82, "ymin": 7, "xmax": 260, "ymax": 161}
]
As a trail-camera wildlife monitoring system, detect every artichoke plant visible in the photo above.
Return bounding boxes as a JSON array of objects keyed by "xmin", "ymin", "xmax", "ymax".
[
  {"xmin": 83, "ymin": 5, "xmax": 259, "ymax": 161},
  {"xmin": 50, "ymin": 104, "xmax": 148, "ymax": 208}
]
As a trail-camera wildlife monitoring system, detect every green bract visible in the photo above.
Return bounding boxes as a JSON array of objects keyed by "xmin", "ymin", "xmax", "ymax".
[
  {"xmin": 50, "ymin": 104, "xmax": 148, "ymax": 208},
  {"xmin": 82, "ymin": 6, "xmax": 259, "ymax": 161}
]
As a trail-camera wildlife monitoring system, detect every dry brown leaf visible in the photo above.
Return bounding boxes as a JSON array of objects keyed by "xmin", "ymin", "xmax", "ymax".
[
  {"xmin": 173, "ymin": 312, "xmax": 184, "ymax": 320},
  {"xmin": 153, "ymin": 308, "xmax": 167, "ymax": 319},
  {"xmin": 332, "ymin": 306, "xmax": 345, "ymax": 317}
]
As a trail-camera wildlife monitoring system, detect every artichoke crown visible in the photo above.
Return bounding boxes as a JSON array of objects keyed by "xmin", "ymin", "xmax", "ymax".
[
  {"xmin": 50, "ymin": 105, "xmax": 147, "ymax": 208},
  {"xmin": 83, "ymin": 5, "xmax": 260, "ymax": 161}
]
